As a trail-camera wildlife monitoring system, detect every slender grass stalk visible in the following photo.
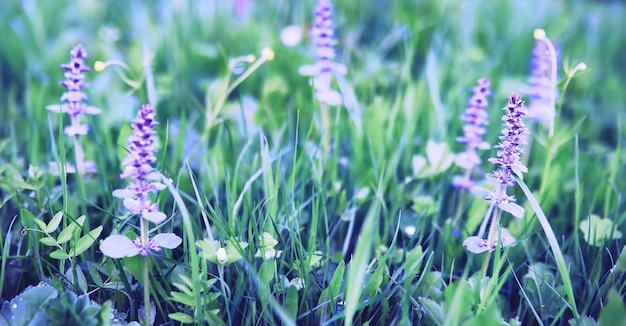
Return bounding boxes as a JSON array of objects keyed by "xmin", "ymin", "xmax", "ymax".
[{"xmin": 516, "ymin": 176, "xmax": 579, "ymax": 318}]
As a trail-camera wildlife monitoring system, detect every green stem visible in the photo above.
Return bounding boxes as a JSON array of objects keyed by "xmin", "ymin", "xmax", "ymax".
[
  {"xmin": 141, "ymin": 217, "xmax": 151, "ymax": 325},
  {"xmin": 516, "ymin": 176, "xmax": 579, "ymax": 318},
  {"xmin": 320, "ymin": 103, "xmax": 330, "ymax": 159}
]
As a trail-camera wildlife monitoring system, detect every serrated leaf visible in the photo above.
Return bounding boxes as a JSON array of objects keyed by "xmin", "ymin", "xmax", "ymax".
[
  {"xmin": 169, "ymin": 312, "xmax": 195, "ymax": 324},
  {"xmin": 46, "ymin": 211, "xmax": 64, "ymax": 233},
  {"xmin": 0, "ymin": 285, "xmax": 58, "ymax": 325},
  {"xmin": 70, "ymin": 225, "xmax": 103, "ymax": 257},
  {"xmin": 419, "ymin": 297, "xmax": 445, "ymax": 325},
  {"xmin": 39, "ymin": 236, "xmax": 58, "ymax": 247},
  {"xmin": 50, "ymin": 249, "xmax": 70, "ymax": 260},
  {"xmin": 100, "ymin": 235, "xmax": 140, "ymax": 259}
]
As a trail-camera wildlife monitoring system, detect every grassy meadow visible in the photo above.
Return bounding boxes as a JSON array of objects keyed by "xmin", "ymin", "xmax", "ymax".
[{"xmin": 1, "ymin": 0, "xmax": 626, "ymax": 325}]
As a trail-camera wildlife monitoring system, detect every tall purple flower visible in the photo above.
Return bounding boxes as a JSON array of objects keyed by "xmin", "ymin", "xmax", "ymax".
[
  {"xmin": 46, "ymin": 44, "xmax": 102, "ymax": 136},
  {"xmin": 526, "ymin": 30, "xmax": 559, "ymax": 122},
  {"xmin": 112, "ymin": 104, "xmax": 166, "ymax": 224},
  {"xmin": 453, "ymin": 77, "xmax": 491, "ymax": 189},
  {"xmin": 487, "ymin": 93, "xmax": 528, "ymax": 209},
  {"xmin": 463, "ymin": 94, "xmax": 527, "ymax": 254},
  {"xmin": 298, "ymin": 0, "xmax": 347, "ymax": 106}
]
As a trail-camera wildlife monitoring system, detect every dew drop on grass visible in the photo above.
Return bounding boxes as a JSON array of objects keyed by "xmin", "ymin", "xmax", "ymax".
[{"xmin": 11, "ymin": 303, "xmax": 17, "ymax": 309}]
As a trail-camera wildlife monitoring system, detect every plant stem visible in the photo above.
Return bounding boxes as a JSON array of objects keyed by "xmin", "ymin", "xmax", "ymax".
[
  {"xmin": 516, "ymin": 176, "xmax": 579, "ymax": 318},
  {"xmin": 141, "ymin": 217, "xmax": 151, "ymax": 326}
]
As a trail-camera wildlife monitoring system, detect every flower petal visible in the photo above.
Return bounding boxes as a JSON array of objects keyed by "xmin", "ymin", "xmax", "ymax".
[
  {"xmin": 99, "ymin": 235, "xmax": 140, "ymax": 258},
  {"xmin": 152, "ymin": 233, "xmax": 182, "ymax": 249}
]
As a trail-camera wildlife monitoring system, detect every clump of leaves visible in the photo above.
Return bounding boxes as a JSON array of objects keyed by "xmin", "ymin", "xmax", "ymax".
[{"xmin": 0, "ymin": 284, "xmax": 111, "ymax": 326}]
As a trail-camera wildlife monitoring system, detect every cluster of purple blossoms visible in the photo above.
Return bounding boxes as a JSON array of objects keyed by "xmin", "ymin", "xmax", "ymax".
[
  {"xmin": 486, "ymin": 93, "xmax": 529, "ymax": 207},
  {"xmin": 463, "ymin": 94, "xmax": 528, "ymax": 254},
  {"xmin": 46, "ymin": 44, "xmax": 102, "ymax": 136},
  {"xmin": 453, "ymin": 77, "xmax": 492, "ymax": 190},
  {"xmin": 133, "ymin": 237, "xmax": 162, "ymax": 257},
  {"xmin": 526, "ymin": 37, "xmax": 559, "ymax": 121},
  {"xmin": 298, "ymin": 0, "xmax": 347, "ymax": 106},
  {"xmin": 112, "ymin": 104, "xmax": 166, "ymax": 224}
]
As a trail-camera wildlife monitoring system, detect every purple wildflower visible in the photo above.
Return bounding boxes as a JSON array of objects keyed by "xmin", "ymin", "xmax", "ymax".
[
  {"xmin": 526, "ymin": 31, "xmax": 559, "ymax": 122},
  {"xmin": 486, "ymin": 93, "xmax": 528, "ymax": 209},
  {"xmin": 133, "ymin": 237, "xmax": 162, "ymax": 257},
  {"xmin": 453, "ymin": 77, "xmax": 492, "ymax": 189},
  {"xmin": 298, "ymin": 0, "xmax": 347, "ymax": 106},
  {"xmin": 46, "ymin": 44, "xmax": 102, "ymax": 136},
  {"xmin": 112, "ymin": 104, "xmax": 166, "ymax": 224}
]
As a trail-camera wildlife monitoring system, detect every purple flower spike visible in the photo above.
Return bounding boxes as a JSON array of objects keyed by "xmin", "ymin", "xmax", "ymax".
[
  {"xmin": 485, "ymin": 93, "xmax": 528, "ymax": 218},
  {"xmin": 46, "ymin": 44, "xmax": 102, "ymax": 136},
  {"xmin": 452, "ymin": 77, "xmax": 491, "ymax": 190},
  {"xmin": 112, "ymin": 104, "xmax": 167, "ymax": 224},
  {"xmin": 526, "ymin": 36, "xmax": 559, "ymax": 121},
  {"xmin": 298, "ymin": 0, "xmax": 347, "ymax": 106}
]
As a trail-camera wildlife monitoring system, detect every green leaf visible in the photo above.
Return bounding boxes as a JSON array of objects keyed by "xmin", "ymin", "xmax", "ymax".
[
  {"xmin": 20, "ymin": 209, "xmax": 35, "ymax": 228},
  {"xmin": 418, "ymin": 297, "xmax": 445, "ymax": 325},
  {"xmin": 344, "ymin": 201, "xmax": 379, "ymax": 326},
  {"xmin": 170, "ymin": 292, "xmax": 195, "ymax": 307},
  {"xmin": 39, "ymin": 236, "xmax": 58, "ymax": 247},
  {"xmin": 65, "ymin": 267, "xmax": 88, "ymax": 294},
  {"xmin": 615, "ymin": 244, "xmax": 626, "ymax": 273},
  {"xmin": 259, "ymin": 259, "xmax": 276, "ymax": 284},
  {"xmin": 365, "ymin": 261, "xmax": 386, "ymax": 296},
  {"xmin": 598, "ymin": 289, "xmax": 626, "ymax": 326},
  {"xmin": 34, "ymin": 218, "xmax": 47, "ymax": 231},
  {"xmin": 579, "ymin": 214, "xmax": 622, "ymax": 247},
  {"xmin": 0, "ymin": 178, "xmax": 37, "ymax": 191},
  {"xmin": 70, "ymin": 226, "xmax": 103, "ymax": 258},
  {"xmin": 284, "ymin": 286, "xmax": 299, "ymax": 321},
  {"xmin": 444, "ymin": 281, "xmax": 474, "ymax": 325},
  {"xmin": 122, "ymin": 256, "xmax": 145, "ymax": 282},
  {"xmin": 404, "ymin": 245, "xmax": 424, "ymax": 279},
  {"xmin": 46, "ymin": 211, "xmax": 64, "ymax": 233},
  {"xmin": 328, "ymin": 260, "xmax": 345, "ymax": 299},
  {"xmin": 49, "ymin": 249, "xmax": 70, "ymax": 260},
  {"xmin": 168, "ymin": 312, "xmax": 195, "ymax": 324},
  {"xmin": 56, "ymin": 221, "xmax": 79, "ymax": 244}
]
